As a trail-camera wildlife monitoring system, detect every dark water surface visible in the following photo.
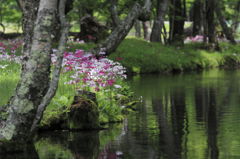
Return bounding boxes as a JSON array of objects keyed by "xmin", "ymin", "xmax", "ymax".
[{"xmin": 2, "ymin": 69, "xmax": 240, "ymax": 159}]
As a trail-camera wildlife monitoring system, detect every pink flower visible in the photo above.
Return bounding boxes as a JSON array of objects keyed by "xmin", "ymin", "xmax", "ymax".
[
  {"xmin": 116, "ymin": 57, "xmax": 123, "ymax": 61},
  {"xmin": 95, "ymin": 87, "xmax": 100, "ymax": 92},
  {"xmin": 107, "ymin": 79, "xmax": 115, "ymax": 86},
  {"xmin": 75, "ymin": 50, "xmax": 84, "ymax": 57}
]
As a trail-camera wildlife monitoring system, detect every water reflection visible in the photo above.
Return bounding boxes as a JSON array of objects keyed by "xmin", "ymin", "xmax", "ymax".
[
  {"xmin": 0, "ymin": 142, "xmax": 39, "ymax": 159},
  {"xmin": 1, "ymin": 69, "xmax": 240, "ymax": 159},
  {"xmin": 127, "ymin": 69, "xmax": 240, "ymax": 159},
  {"xmin": 36, "ymin": 131, "xmax": 100, "ymax": 159}
]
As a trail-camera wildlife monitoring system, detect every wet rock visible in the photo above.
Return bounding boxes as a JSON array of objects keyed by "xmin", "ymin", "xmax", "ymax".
[
  {"xmin": 68, "ymin": 90, "xmax": 100, "ymax": 130},
  {"xmin": 39, "ymin": 90, "xmax": 101, "ymax": 131}
]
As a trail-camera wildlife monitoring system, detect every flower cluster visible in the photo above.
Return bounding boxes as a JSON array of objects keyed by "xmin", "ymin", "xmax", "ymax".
[
  {"xmin": 52, "ymin": 49, "xmax": 126, "ymax": 91},
  {"xmin": 0, "ymin": 38, "xmax": 127, "ymax": 91},
  {"xmin": 0, "ymin": 39, "xmax": 22, "ymax": 54},
  {"xmin": 0, "ymin": 39, "xmax": 23, "ymax": 63},
  {"xmin": 185, "ymin": 35, "xmax": 204, "ymax": 43}
]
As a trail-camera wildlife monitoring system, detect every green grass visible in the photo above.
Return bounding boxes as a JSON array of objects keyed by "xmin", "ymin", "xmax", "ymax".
[
  {"xmin": 0, "ymin": 61, "xmax": 20, "ymax": 106},
  {"xmin": 2, "ymin": 23, "xmax": 22, "ymax": 33},
  {"xmin": 0, "ymin": 61, "xmax": 131, "ymax": 126},
  {"xmin": 109, "ymin": 38, "xmax": 240, "ymax": 74},
  {"xmin": 1, "ymin": 38, "xmax": 240, "ymax": 127}
]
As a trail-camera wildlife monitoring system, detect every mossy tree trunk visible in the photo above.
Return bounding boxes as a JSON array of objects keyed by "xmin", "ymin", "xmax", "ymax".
[
  {"xmin": 92, "ymin": 3, "xmax": 143, "ymax": 55},
  {"xmin": 21, "ymin": 0, "xmax": 40, "ymax": 58},
  {"xmin": 0, "ymin": 0, "xmax": 68, "ymax": 147},
  {"xmin": 93, "ymin": 1, "xmax": 151, "ymax": 55}
]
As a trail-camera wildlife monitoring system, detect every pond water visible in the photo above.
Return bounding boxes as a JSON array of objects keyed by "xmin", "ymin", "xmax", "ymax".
[{"xmin": 2, "ymin": 69, "xmax": 240, "ymax": 159}]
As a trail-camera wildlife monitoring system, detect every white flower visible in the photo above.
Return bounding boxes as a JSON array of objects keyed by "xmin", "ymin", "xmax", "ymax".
[
  {"xmin": 0, "ymin": 65, "xmax": 8, "ymax": 69},
  {"xmin": 114, "ymin": 84, "xmax": 122, "ymax": 89}
]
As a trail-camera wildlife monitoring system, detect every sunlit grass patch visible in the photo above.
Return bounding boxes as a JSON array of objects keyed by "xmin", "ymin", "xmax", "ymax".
[
  {"xmin": 0, "ymin": 61, "xmax": 20, "ymax": 105},
  {"xmin": 110, "ymin": 38, "xmax": 240, "ymax": 74}
]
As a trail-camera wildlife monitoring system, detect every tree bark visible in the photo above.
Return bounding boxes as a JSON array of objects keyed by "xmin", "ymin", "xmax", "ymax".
[
  {"xmin": 192, "ymin": 0, "xmax": 203, "ymax": 36},
  {"xmin": 31, "ymin": 0, "xmax": 69, "ymax": 133},
  {"xmin": 0, "ymin": 0, "xmax": 58, "ymax": 143},
  {"xmin": 206, "ymin": 0, "xmax": 217, "ymax": 45},
  {"xmin": 109, "ymin": 0, "xmax": 120, "ymax": 28},
  {"xmin": 202, "ymin": 0, "xmax": 208, "ymax": 42},
  {"xmin": 142, "ymin": 21, "xmax": 149, "ymax": 40},
  {"xmin": 150, "ymin": 0, "xmax": 168, "ymax": 42},
  {"xmin": 15, "ymin": 0, "xmax": 23, "ymax": 11},
  {"xmin": 169, "ymin": 0, "xmax": 186, "ymax": 45},
  {"xmin": 134, "ymin": 20, "xmax": 141, "ymax": 37},
  {"xmin": 92, "ymin": 2, "xmax": 149, "ymax": 55},
  {"xmin": 215, "ymin": 1, "xmax": 236, "ymax": 44},
  {"xmin": 232, "ymin": 1, "xmax": 240, "ymax": 33},
  {"xmin": 21, "ymin": 0, "xmax": 40, "ymax": 58},
  {"xmin": 138, "ymin": 0, "xmax": 152, "ymax": 21}
]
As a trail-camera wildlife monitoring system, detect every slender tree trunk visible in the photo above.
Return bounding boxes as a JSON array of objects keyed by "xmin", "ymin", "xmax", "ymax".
[
  {"xmin": 21, "ymin": 0, "xmax": 40, "ymax": 58},
  {"xmin": 162, "ymin": 23, "xmax": 168, "ymax": 43},
  {"xmin": 15, "ymin": 0, "xmax": 23, "ymax": 11},
  {"xmin": 134, "ymin": 20, "xmax": 141, "ymax": 37},
  {"xmin": 142, "ymin": 21, "xmax": 149, "ymax": 40},
  {"xmin": 31, "ymin": 0, "xmax": 69, "ymax": 133},
  {"xmin": 232, "ymin": 1, "xmax": 240, "ymax": 32},
  {"xmin": 192, "ymin": 0, "xmax": 203, "ymax": 36},
  {"xmin": 169, "ymin": 0, "xmax": 186, "ymax": 45},
  {"xmin": 215, "ymin": 1, "xmax": 236, "ymax": 44},
  {"xmin": 150, "ymin": 0, "xmax": 168, "ymax": 42},
  {"xmin": 93, "ymin": 2, "xmax": 151, "ymax": 55},
  {"xmin": 202, "ymin": 0, "xmax": 207, "ymax": 42},
  {"xmin": 206, "ymin": 0, "xmax": 217, "ymax": 45},
  {"xmin": 0, "ymin": 0, "xmax": 58, "ymax": 143},
  {"xmin": 109, "ymin": 0, "xmax": 120, "ymax": 28}
]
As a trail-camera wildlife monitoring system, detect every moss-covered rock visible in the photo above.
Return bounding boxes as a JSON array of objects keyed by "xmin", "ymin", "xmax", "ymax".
[
  {"xmin": 40, "ymin": 90, "xmax": 100, "ymax": 130},
  {"xmin": 68, "ymin": 90, "xmax": 100, "ymax": 130}
]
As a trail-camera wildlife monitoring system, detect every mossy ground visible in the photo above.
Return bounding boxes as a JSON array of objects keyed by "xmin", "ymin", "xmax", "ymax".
[{"xmin": 109, "ymin": 38, "xmax": 240, "ymax": 74}]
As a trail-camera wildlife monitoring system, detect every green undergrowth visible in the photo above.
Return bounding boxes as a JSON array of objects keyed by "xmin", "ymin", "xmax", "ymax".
[
  {"xmin": 0, "ymin": 62, "xmax": 135, "ymax": 128},
  {"xmin": 109, "ymin": 38, "xmax": 240, "ymax": 74},
  {"xmin": 0, "ymin": 61, "xmax": 20, "ymax": 106},
  {"xmin": 2, "ymin": 38, "xmax": 240, "ymax": 129},
  {"xmin": 40, "ymin": 78, "xmax": 135, "ymax": 127}
]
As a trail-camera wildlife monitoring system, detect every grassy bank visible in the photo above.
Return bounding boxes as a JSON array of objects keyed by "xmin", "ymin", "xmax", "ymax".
[
  {"xmin": 0, "ymin": 61, "xmax": 134, "ymax": 128},
  {"xmin": 110, "ymin": 38, "xmax": 240, "ymax": 74},
  {"xmin": 1, "ymin": 38, "xmax": 240, "ymax": 129}
]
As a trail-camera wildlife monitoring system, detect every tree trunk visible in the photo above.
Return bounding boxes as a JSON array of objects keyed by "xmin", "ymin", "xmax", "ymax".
[
  {"xmin": 231, "ymin": 1, "xmax": 240, "ymax": 33},
  {"xmin": 203, "ymin": 0, "xmax": 208, "ymax": 42},
  {"xmin": 109, "ymin": 0, "xmax": 120, "ymax": 28},
  {"xmin": 138, "ymin": 0, "xmax": 152, "ymax": 22},
  {"xmin": 142, "ymin": 21, "xmax": 149, "ymax": 40},
  {"xmin": 15, "ymin": 0, "xmax": 23, "ymax": 11},
  {"xmin": 134, "ymin": 20, "xmax": 141, "ymax": 37},
  {"xmin": 150, "ymin": 0, "xmax": 168, "ymax": 42},
  {"xmin": 169, "ymin": 0, "xmax": 186, "ymax": 45},
  {"xmin": 0, "ymin": 0, "xmax": 58, "ymax": 143},
  {"xmin": 192, "ymin": 0, "xmax": 203, "ymax": 36},
  {"xmin": 215, "ymin": 1, "xmax": 236, "ymax": 44},
  {"xmin": 31, "ymin": 0, "xmax": 69, "ymax": 133},
  {"xmin": 21, "ymin": 0, "xmax": 40, "ymax": 58},
  {"xmin": 92, "ymin": 2, "xmax": 147, "ymax": 55},
  {"xmin": 206, "ymin": 0, "xmax": 217, "ymax": 45}
]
